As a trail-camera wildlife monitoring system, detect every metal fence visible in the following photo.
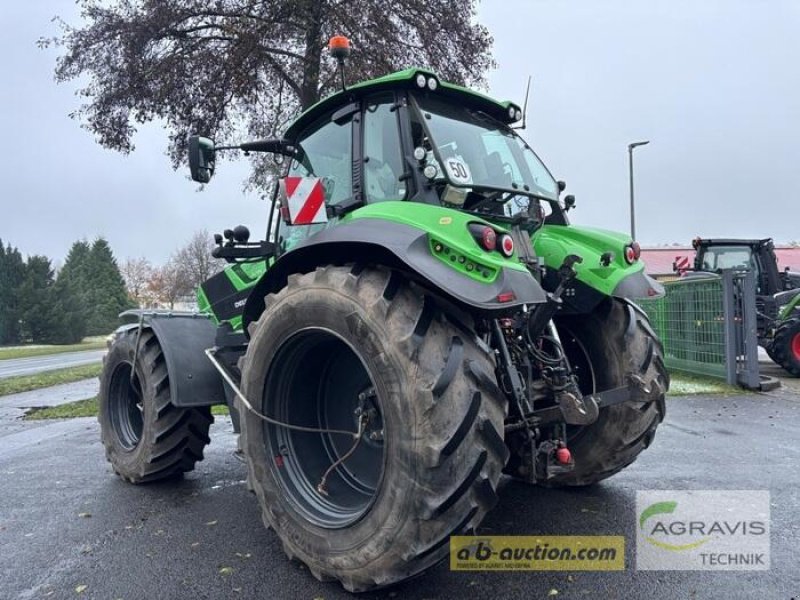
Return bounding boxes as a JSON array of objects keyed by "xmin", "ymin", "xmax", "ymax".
[{"xmin": 637, "ymin": 270, "xmax": 761, "ymax": 388}]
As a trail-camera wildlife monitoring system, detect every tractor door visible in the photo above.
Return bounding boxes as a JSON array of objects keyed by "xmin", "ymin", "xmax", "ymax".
[
  {"xmin": 362, "ymin": 92, "xmax": 407, "ymax": 203},
  {"xmin": 754, "ymin": 242, "xmax": 783, "ymax": 295},
  {"xmin": 277, "ymin": 109, "xmax": 355, "ymax": 252}
]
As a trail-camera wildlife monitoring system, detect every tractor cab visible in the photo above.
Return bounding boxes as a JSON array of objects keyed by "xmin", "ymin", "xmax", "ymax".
[
  {"xmin": 271, "ymin": 67, "xmax": 565, "ymax": 253},
  {"xmin": 692, "ymin": 237, "xmax": 784, "ymax": 296},
  {"xmin": 190, "ymin": 63, "xmax": 568, "ymax": 252}
]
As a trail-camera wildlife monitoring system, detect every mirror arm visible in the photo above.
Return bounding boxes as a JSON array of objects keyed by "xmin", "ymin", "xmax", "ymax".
[
  {"xmin": 213, "ymin": 141, "xmax": 296, "ymax": 156},
  {"xmin": 240, "ymin": 140, "xmax": 297, "ymax": 156}
]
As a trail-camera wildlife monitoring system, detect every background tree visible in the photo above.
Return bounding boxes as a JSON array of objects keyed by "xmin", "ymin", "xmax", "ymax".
[
  {"xmin": 48, "ymin": 274, "xmax": 88, "ymax": 344},
  {"xmin": 120, "ymin": 256, "xmax": 153, "ymax": 306},
  {"xmin": 84, "ymin": 239, "xmax": 136, "ymax": 334},
  {"xmin": 17, "ymin": 256, "xmax": 59, "ymax": 343},
  {"xmin": 147, "ymin": 260, "xmax": 192, "ymax": 309},
  {"xmin": 174, "ymin": 230, "xmax": 224, "ymax": 292},
  {"xmin": 45, "ymin": 0, "xmax": 493, "ymax": 187},
  {"xmin": 0, "ymin": 240, "xmax": 25, "ymax": 344}
]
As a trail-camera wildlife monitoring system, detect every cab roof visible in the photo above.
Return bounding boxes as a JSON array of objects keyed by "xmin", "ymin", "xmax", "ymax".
[
  {"xmin": 693, "ymin": 238, "xmax": 773, "ymax": 249},
  {"xmin": 284, "ymin": 68, "xmax": 521, "ymax": 139}
]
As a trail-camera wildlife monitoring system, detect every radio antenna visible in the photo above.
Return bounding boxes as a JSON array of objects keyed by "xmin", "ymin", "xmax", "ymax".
[{"xmin": 521, "ymin": 76, "xmax": 531, "ymax": 130}]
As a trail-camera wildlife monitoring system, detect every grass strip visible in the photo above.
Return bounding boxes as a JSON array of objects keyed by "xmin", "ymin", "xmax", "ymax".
[
  {"xmin": 668, "ymin": 373, "xmax": 740, "ymax": 396},
  {"xmin": 0, "ymin": 364, "xmax": 103, "ymax": 396},
  {"xmin": 0, "ymin": 340, "xmax": 107, "ymax": 361},
  {"xmin": 25, "ymin": 397, "xmax": 98, "ymax": 420},
  {"xmin": 23, "ymin": 395, "xmax": 230, "ymax": 420}
]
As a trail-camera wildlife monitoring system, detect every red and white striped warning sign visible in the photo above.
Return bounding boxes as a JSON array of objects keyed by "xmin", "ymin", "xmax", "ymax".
[
  {"xmin": 674, "ymin": 255, "xmax": 690, "ymax": 273},
  {"xmin": 279, "ymin": 177, "xmax": 328, "ymax": 225}
]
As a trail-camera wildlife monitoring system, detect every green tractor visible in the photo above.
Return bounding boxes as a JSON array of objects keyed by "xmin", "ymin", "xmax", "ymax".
[
  {"xmin": 99, "ymin": 45, "xmax": 668, "ymax": 591},
  {"xmin": 689, "ymin": 237, "xmax": 800, "ymax": 375}
]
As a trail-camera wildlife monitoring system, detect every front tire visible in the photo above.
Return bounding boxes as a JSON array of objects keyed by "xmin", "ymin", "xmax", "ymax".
[
  {"xmin": 239, "ymin": 266, "xmax": 508, "ymax": 592},
  {"xmin": 547, "ymin": 298, "xmax": 669, "ymax": 486},
  {"xmin": 98, "ymin": 330, "xmax": 213, "ymax": 483},
  {"xmin": 772, "ymin": 318, "xmax": 800, "ymax": 376}
]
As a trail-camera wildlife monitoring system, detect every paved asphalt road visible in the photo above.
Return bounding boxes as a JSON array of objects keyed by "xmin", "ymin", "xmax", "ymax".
[
  {"xmin": 1, "ymin": 389, "xmax": 798, "ymax": 599},
  {"xmin": 0, "ymin": 350, "xmax": 106, "ymax": 379}
]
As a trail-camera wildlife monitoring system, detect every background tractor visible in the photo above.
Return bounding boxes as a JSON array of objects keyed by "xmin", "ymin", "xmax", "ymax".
[
  {"xmin": 687, "ymin": 237, "xmax": 800, "ymax": 376},
  {"xmin": 99, "ymin": 40, "xmax": 668, "ymax": 592}
]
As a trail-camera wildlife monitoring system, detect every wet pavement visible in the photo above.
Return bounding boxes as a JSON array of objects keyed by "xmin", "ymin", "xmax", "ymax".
[
  {"xmin": 0, "ymin": 388, "xmax": 798, "ymax": 599},
  {"xmin": 0, "ymin": 379, "xmax": 99, "ymax": 439},
  {"xmin": 0, "ymin": 350, "xmax": 106, "ymax": 379}
]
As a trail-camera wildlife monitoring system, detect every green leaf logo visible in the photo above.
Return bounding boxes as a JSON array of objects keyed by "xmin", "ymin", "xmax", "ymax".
[
  {"xmin": 639, "ymin": 501, "xmax": 677, "ymax": 529},
  {"xmin": 639, "ymin": 500, "xmax": 710, "ymax": 552}
]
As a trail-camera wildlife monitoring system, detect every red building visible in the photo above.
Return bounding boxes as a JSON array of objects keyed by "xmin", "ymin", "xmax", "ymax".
[{"xmin": 640, "ymin": 246, "xmax": 800, "ymax": 280}]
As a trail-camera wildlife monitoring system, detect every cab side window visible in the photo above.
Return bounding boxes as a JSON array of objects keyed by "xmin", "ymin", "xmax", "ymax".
[
  {"xmin": 289, "ymin": 115, "xmax": 353, "ymax": 205},
  {"xmin": 363, "ymin": 94, "xmax": 405, "ymax": 202},
  {"xmin": 279, "ymin": 114, "xmax": 353, "ymax": 252}
]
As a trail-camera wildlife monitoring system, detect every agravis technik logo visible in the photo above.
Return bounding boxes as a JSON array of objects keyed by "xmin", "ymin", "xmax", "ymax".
[{"xmin": 636, "ymin": 491, "xmax": 770, "ymax": 570}]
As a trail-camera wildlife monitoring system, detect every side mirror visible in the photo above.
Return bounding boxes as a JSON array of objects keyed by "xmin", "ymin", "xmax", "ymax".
[
  {"xmin": 188, "ymin": 135, "xmax": 216, "ymax": 183},
  {"xmin": 557, "ymin": 180, "xmax": 566, "ymax": 194},
  {"xmin": 564, "ymin": 194, "xmax": 576, "ymax": 211}
]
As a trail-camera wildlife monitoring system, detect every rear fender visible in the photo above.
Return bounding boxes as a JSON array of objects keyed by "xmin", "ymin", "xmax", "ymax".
[
  {"xmin": 242, "ymin": 218, "xmax": 547, "ymax": 332},
  {"xmin": 117, "ymin": 310, "xmax": 225, "ymax": 407}
]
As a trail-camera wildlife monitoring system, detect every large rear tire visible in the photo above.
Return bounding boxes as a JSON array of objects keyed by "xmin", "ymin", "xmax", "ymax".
[
  {"xmin": 238, "ymin": 266, "xmax": 508, "ymax": 592},
  {"xmin": 98, "ymin": 329, "xmax": 213, "ymax": 483},
  {"xmin": 547, "ymin": 298, "xmax": 669, "ymax": 486},
  {"xmin": 771, "ymin": 317, "xmax": 800, "ymax": 376}
]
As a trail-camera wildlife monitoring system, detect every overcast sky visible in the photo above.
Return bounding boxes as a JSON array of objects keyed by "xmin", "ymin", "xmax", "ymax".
[{"xmin": 1, "ymin": 0, "xmax": 798, "ymax": 265}]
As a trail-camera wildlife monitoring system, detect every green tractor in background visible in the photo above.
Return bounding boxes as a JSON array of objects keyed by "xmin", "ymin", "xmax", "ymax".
[
  {"xmin": 689, "ymin": 237, "xmax": 800, "ymax": 376},
  {"xmin": 99, "ymin": 40, "xmax": 668, "ymax": 591}
]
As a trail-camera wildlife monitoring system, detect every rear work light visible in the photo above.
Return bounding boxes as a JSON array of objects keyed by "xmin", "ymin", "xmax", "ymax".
[
  {"xmin": 480, "ymin": 227, "xmax": 497, "ymax": 251},
  {"xmin": 499, "ymin": 234, "xmax": 514, "ymax": 257},
  {"xmin": 625, "ymin": 242, "xmax": 641, "ymax": 264},
  {"xmin": 468, "ymin": 223, "xmax": 497, "ymax": 252},
  {"xmin": 467, "ymin": 223, "xmax": 513, "ymax": 257}
]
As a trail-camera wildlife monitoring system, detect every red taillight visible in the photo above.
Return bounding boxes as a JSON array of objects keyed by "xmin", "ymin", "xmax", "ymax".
[
  {"xmin": 496, "ymin": 291, "xmax": 516, "ymax": 303},
  {"xmin": 480, "ymin": 227, "xmax": 497, "ymax": 251},
  {"xmin": 631, "ymin": 241, "xmax": 641, "ymax": 260},
  {"xmin": 499, "ymin": 234, "xmax": 514, "ymax": 257},
  {"xmin": 624, "ymin": 244, "xmax": 638, "ymax": 264}
]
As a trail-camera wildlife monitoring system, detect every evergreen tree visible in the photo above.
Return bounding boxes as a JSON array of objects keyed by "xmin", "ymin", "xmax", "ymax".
[
  {"xmin": 53, "ymin": 240, "xmax": 94, "ymax": 340},
  {"xmin": 83, "ymin": 238, "xmax": 135, "ymax": 334},
  {"xmin": 17, "ymin": 256, "xmax": 58, "ymax": 343},
  {"xmin": 0, "ymin": 240, "xmax": 25, "ymax": 344},
  {"xmin": 48, "ymin": 275, "xmax": 88, "ymax": 344},
  {"xmin": 58, "ymin": 240, "xmax": 92, "ymax": 304}
]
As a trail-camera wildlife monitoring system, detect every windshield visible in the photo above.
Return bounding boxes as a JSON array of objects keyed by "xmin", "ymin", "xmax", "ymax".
[
  {"xmin": 413, "ymin": 95, "xmax": 559, "ymax": 202},
  {"xmin": 699, "ymin": 246, "xmax": 757, "ymax": 271}
]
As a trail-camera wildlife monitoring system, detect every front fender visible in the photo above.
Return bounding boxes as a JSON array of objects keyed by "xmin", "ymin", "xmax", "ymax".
[
  {"xmin": 778, "ymin": 289, "xmax": 800, "ymax": 320},
  {"xmin": 242, "ymin": 217, "xmax": 547, "ymax": 332},
  {"xmin": 118, "ymin": 311, "xmax": 225, "ymax": 407},
  {"xmin": 533, "ymin": 223, "xmax": 663, "ymax": 301}
]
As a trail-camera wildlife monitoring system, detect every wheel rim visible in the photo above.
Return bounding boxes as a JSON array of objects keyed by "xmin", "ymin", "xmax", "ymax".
[
  {"xmin": 792, "ymin": 332, "xmax": 800, "ymax": 361},
  {"xmin": 108, "ymin": 362, "xmax": 144, "ymax": 451},
  {"xmin": 263, "ymin": 328, "xmax": 385, "ymax": 529}
]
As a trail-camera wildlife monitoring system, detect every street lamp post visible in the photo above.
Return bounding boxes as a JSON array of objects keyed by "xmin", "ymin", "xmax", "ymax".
[{"xmin": 628, "ymin": 140, "xmax": 650, "ymax": 241}]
